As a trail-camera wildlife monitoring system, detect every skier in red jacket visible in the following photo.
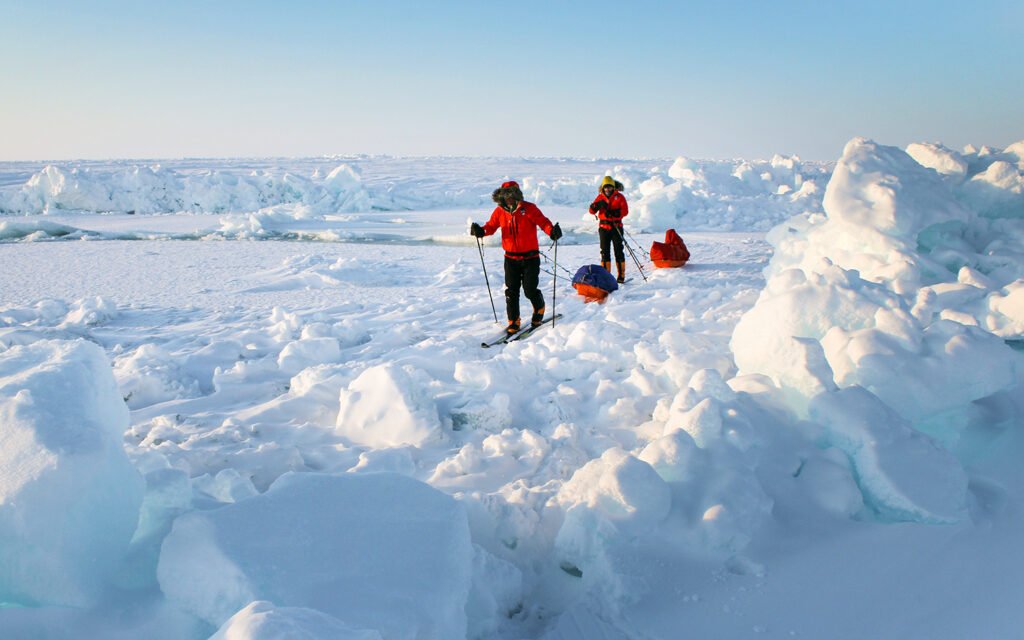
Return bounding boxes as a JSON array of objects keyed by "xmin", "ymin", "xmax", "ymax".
[
  {"xmin": 471, "ymin": 181, "xmax": 562, "ymax": 335},
  {"xmin": 588, "ymin": 176, "xmax": 629, "ymax": 283}
]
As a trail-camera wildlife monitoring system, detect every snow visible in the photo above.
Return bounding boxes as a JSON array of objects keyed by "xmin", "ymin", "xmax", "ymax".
[
  {"xmin": 0, "ymin": 139, "xmax": 1023, "ymax": 639},
  {"xmin": 158, "ymin": 472, "xmax": 474, "ymax": 638},
  {"xmin": 335, "ymin": 363, "xmax": 447, "ymax": 448},
  {"xmin": 0, "ymin": 339, "xmax": 144, "ymax": 607},
  {"xmin": 210, "ymin": 601, "xmax": 383, "ymax": 640}
]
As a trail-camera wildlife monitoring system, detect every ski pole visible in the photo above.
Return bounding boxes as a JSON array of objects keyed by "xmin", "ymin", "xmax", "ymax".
[
  {"xmin": 625, "ymin": 227, "xmax": 651, "ymax": 259},
  {"xmin": 476, "ymin": 236, "xmax": 499, "ymax": 323},
  {"xmin": 552, "ymin": 237, "xmax": 557, "ymax": 328},
  {"xmin": 541, "ymin": 243, "xmax": 575, "ymax": 277},
  {"xmin": 540, "ymin": 267, "xmax": 572, "ymax": 282},
  {"xmin": 615, "ymin": 224, "xmax": 648, "ymax": 282}
]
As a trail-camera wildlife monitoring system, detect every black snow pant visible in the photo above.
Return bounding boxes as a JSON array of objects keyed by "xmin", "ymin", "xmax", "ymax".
[
  {"xmin": 504, "ymin": 256, "xmax": 544, "ymax": 322},
  {"xmin": 599, "ymin": 225, "xmax": 625, "ymax": 263}
]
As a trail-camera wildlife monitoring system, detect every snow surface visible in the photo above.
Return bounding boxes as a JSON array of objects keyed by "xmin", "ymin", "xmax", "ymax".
[{"xmin": 0, "ymin": 139, "xmax": 1023, "ymax": 639}]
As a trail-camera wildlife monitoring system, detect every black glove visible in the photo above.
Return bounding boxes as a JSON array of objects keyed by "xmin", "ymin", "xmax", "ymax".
[
  {"xmin": 470, "ymin": 222, "xmax": 485, "ymax": 238},
  {"xmin": 549, "ymin": 223, "xmax": 563, "ymax": 241},
  {"xmin": 590, "ymin": 200, "xmax": 607, "ymax": 213}
]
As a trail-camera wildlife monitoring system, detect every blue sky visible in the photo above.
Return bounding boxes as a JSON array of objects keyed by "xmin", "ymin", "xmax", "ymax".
[{"xmin": 1, "ymin": 0, "xmax": 1021, "ymax": 161}]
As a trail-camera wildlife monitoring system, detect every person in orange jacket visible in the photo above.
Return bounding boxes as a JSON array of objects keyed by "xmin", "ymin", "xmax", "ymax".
[
  {"xmin": 471, "ymin": 181, "xmax": 562, "ymax": 335},
  {"xmin": 588, "ymin": 176, "xmax": 629, "ymax": 283}
]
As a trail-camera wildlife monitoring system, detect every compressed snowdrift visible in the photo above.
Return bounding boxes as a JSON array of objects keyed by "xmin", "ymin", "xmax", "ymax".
[
  {"xmin": 335, "ymin": 363, "xmax": 446, "ymax": 448},
  {"xmin": 210, "ymin": 601, "xmax": 383, "ymax": 640},
  {"xmin": 0, "ymin": 339, "xmax": 144, "ymax": 607},
  {"xmin": 157, "ymin": 472, "xmax": 476, "ymax": 639},
  {"xmin": 731, "ymin": 138, "xmax": 1021, "ymax": 521}
]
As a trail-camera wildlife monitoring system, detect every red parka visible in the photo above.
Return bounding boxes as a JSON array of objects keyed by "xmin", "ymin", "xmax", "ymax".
[
  {"xmin": 482, "ymin": 201, "xmax": 555, "ymax": 259},
  {"xmin": 589, "ymin": 191, "xmax": 629, "ymax": 230}
]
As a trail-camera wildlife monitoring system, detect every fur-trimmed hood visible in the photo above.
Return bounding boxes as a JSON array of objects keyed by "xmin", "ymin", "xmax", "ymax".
[{"xmin": 492, "ymin": 180, "xmax": 524, "ymax": 205}]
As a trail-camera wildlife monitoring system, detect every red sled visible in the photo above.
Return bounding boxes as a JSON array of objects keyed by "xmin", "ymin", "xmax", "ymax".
[{"xmin": 650, "ymin": 229, "xmax": 690, "ymax": 268}]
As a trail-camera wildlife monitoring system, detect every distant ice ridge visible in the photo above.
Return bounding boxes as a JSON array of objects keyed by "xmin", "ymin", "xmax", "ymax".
[
  {"xmin": 1, "ymin": 145, "xmax": 1019, "ymax": 238},
  {"xmin": 627, "ymin": 154, "xmax": 828, "ymax": 232},
  {"xmin": 0, "ymin": 163, "xmax": 370, "ymax": 216},
  {"xmin": 0, "ymin": 156, "xmax": 835, "ymax": 233}
]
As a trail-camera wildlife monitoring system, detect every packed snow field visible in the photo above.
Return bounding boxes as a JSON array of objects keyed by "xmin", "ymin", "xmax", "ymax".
[{"xmin": 1, "ymin": 139, "xmax": 1023, "ymax": 639}]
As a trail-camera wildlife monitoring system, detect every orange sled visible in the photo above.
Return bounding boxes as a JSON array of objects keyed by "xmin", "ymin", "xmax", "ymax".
[{"xmin": 573, "ymin": 282, "xmax": 611, "ymax": 303}]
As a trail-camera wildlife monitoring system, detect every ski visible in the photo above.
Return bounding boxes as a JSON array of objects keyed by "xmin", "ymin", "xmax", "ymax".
[
  {"xmin": 508, "ymin": 314, "xmax": 563, "ymax": 342},
  {"xmin": 480, "ymin": 313, "xmax": 565, "ymax": 348},
  {"xmin": 481, "ymin": 327, "xmax": 525, "ymax": 348}
]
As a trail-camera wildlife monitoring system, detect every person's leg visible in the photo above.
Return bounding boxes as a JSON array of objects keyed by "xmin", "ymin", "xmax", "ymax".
[
  {"xmin": 599, "ymin": 227, "xmax": 612, "ymax": 271},
  {"xmin": 612, "ymin": 227, "xmax": 626, "ymax": 263},
  {"xmin": 613, "ymin": 227, "xmax": 626, "ymax": 282},
  {"xmin": 504, "ymin": 257, "xmax": 523, "ymax": 332},
  {"xmin": 522, "ymin": 257, "xmax": 545, "ymax": 325}
]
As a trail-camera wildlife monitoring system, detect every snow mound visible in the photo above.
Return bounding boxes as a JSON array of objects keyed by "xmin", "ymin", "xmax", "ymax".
[
  {"xmin": 729, "ymin": 137, "xmax": 1022, "ymax": 522},
  {"xmin": 778, "ymin": 137, "xmax": 971, "ymax": 293},
  {"xmin": 906, "ymin": 142, "xmax": 968, "ymax": 179},
  {"xmin": 0, "ymin": 339, "xmax": 144, "ymax": 606},
  {"xmin": 957, "ymin": 158, "xmax": 1024, "ymax": 219},
  {"xmin": 277, "ymin": 337, "xmax": 343, "ymax": 375},
  {"xmin": 734, "ymin": 139, "xmax": 1020, "ymax": 424},
  {"xmin": 157, "ymin": 472, "xmax": 473, "ymax": 638},
  {"xmin": 733, "ymin": 263, "xmax": 1018, "ymax": 435},
  {"xmin": 114, "ymin": 343, "xmax": 201, "ymax": 409},
  {"xmin": 822, "ymin": 317, "xmax": 1018, "ymax": 438},
  {"xmin": 555, "ymin": 448, "xmax": 672, "ymax": 534},
  {"xmin": 550, "ymin": 449, "xmax": 673, "ymax": 610},
  {"xmin": 639, "ymin": 425, "xmax": 773, "ymax": 552},
  {"xmin": 335, "ymin": 363, "xmax": 445, "ymax": 447},
  {"xmin": 211, "ymin": 601, "xmax": 383, "ymax": 640},
  {"xmin": 808, "ymin": 387, "xmax": 968, "ymax": 523},
  {"xmin": 629, "ymin": 154, "xmax": 826, "ymax": 233},
  {"xmin": 983, "ymin": 279, "xmax": 1024, "ymax": 337}
]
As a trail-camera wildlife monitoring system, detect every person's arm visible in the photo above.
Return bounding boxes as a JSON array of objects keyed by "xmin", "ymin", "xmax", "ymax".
[
  {"xmin": 528, "ymin": 204, "xmax": 557, "ymax": 237},
  {"xmin": 618, "ymin": 193, "xmax": 629, "ymax": 218},
  {"xmin": 482, "ymin": 208, "xmax": 501, "ymax": 236},
  {"xmin": 589, "ymin": 195, "xmax": 606, "ymax": 215}
]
